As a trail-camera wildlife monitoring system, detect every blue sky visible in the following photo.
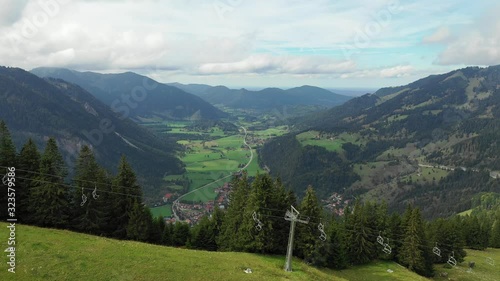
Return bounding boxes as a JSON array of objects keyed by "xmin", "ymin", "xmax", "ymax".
[{"xmin": 0, "ymin": 0, "xmax": 499, "ymax": 89}]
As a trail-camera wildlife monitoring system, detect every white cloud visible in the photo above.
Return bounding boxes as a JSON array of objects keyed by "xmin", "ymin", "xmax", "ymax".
[
  {"xmin": 340, "ymin": 65, "xmax": 414, "ymax": 79},
  {"xmin": 0, "ymin": 0, "xmax": 497, "ymax": 87},
  {"xmin": 422, "ymin": 27, "xmax": 451, "ymax": 44},
  {"xmin": 436, "ymin": 6, "xmax": 500, "ymax": 65},
  {"xmin": 197, "ymin": 55, "xmax": 356, "ymax": 75}
]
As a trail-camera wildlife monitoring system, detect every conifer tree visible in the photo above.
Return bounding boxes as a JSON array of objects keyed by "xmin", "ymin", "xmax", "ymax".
[
  {"xmin": 149, "ymin": 215, "xmax": 166, "ymax": 245},
  {"xmin": 0, "ymin": 121, "xmax": 17, "ymax": 220},
  {"xmin": 17, "ymin": 138, "xmax": 40, "ymax": 224},
  {"xmin": 387, "ymin": 212, "xmax": 403, "ymax": 262},
  {"xmin": 126, "ymin": 202, "xmax": 152, "ymax": 242},
  {"xmin": 432, "ymin": 217, "xmax": 466, "ymax": 264},
  {"xmin": 172, "ymin": 222, "xmax": 191, "ymax": 246},
  {"xmin": 296, "ymin": 185, "xmax": 322, "ymax": 261},
  {"xmin": 163, "ymin": 222, "xmax": 174, "ymax": 246},
  {"xmin": 490, "ymin": 216, "xmax": 500, "ymax": 248},
  {"xmin": 111, "ymin": 156, "xmax": 142, "ymax": 239},
  {"xmin": 218, "ymin": 172, "xmax": 250, "ymax": 251},
  {"xmin": 310, "ymin": 218, "xmax": 348, "ymax": 269},
  {"xmin": 29, "ymin": 138, "xmax": 70, "ymax": 228},
  {"xmin": 399, "ymin": 208, "xmax": 434, "ymax": 277},
  {"xmin": 71, "ymin": 146, "xmax": 107, "ymax": 234},
  {"xmin": 345, "ymin": 201, "xmax": 375, "ymax": 265},
  {"xmin": 191, "ymin": 215, "xmax": 217, "ymax": 251}
]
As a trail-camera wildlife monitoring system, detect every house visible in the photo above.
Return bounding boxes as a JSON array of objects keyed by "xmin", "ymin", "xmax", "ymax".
[{"xmin": 163, "ymin": 193, "xmax": 173, "ymax": 203}]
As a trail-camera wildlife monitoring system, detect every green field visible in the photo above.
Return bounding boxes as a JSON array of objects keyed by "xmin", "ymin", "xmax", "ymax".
[
  {"xmin": 0, "ymin": 223, "xmax": 439, "ymax": 281},
  {"xmin": 296, "ymin": 131, "xmax": 363, "ymax": 152},
  {"xmin": 165, "ymin": 127, "xmax": 265, "ymax": 203},
  {"xmin": 150, "ymin": 204, "xmax": 173, "ymax": 218}
]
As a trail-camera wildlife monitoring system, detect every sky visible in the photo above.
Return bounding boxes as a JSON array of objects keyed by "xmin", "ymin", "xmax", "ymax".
[{"xmin": 0, "ymin": 0, "xmax": 499, "ymax": 89}]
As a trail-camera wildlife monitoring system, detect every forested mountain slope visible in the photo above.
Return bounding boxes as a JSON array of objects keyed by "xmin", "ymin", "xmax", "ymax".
[
  {"xmin": 260, "ymin": 65, "xmax": 500, "ymax": 218},
  {"xmin": 31, "ymin": 67, "xmax": 227, "ymax": 121},
  {"xmin": 0, "ymin": 66, "xmax": 184, "ymax": 198}
]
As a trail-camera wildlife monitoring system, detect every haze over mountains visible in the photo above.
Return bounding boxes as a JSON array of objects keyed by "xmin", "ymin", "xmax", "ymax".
[{"xmin": 169, "ymin": 82, "xmax": 352, "ymax": 110}]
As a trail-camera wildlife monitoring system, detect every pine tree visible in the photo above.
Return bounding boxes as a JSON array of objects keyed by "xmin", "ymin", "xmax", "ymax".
[
  {"xmin": 345, "ymin": 201, "xmax": 375, "ymax": 265},
  {"xmin": 71, "ymin": 146, "xmax": 107, "ymax": 234},
  {"xmin": 191, "ymin": 215, "xmax": 217, "ymax": 251},
  {"xmin": 17, "ymin": 138, "xmax": 40, "ymax": 224},
  {"xmin": 490, "ymin": 216, "xmax": 500, "ymax": 248},
  {"xmin": 0, "ymin": 120, "xmax": 16, "ymax": 166},
  {"xmin": 296, "ymin": 185, "xmax": 322, "ymax": 261},
  {"xmin": 432, "ymin": 217, "xmax": 466, "ymax": 264},
  {"xmin": 163, "ymin": 222, "xmax": 174, "ymax": 246},
  {"xmin": 172, "ymin": 222, "xmax": 191, "ymax": 246},
  {"xmin": 399, "ymin": 208, "xmax": 434, "ymax": 277},
  {"xmin": 149, "ymin": 215, "xmax": 166, "ymax": 245},
  {"xmin": 310, "ymin": 218, "xmax": 348, "ymax": 269},
  {"xmin": 29, "ymin": 138, "xmax": 70, "ymax": 228},
  {"xmin": 236, "ymin": 173, "xmax": 291, "ymax": 254},
  {"xmin": 126, "ymin": 202, "xmax": 152, "ymax": 242},
  {"xmin": 387, "ymin": 212, "xmax": 403, "ymax": 262},
  {"xmin": 111, "ymin": 156, "xmax": 142, "ymax": 239},
  {"xmin": 0, "ymin": 121, "xmax": 17, "ymax": 220},
  {"xmin": 218, "ymin": 172, "xmax": 250, "ymax": 251}
]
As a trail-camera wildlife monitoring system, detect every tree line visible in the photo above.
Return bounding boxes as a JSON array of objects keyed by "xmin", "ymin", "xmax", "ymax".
[{"xmin": 1, "ymin": 120, "xmax": 500, "ymax": 278}]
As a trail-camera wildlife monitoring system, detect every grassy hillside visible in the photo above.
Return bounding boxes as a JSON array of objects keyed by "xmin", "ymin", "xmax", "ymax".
[{"xmin": 0, "ymin": 223, "xmax": 433, "ymax": 281}]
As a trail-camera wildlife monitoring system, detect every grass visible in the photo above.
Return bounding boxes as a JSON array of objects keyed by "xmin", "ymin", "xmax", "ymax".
[
  {"xmin": 150, "ymin": 204, "xmax": 173, "ymax": 218},
  {"xmin": 172, "ymin": 129, "xmax": 264, "ymax": 203},
  {"xmin": 0, "ymin": 223, "xmax": 348, "ymax": 281},
  {"xmin": 432, "ymin": 248, "xmax": 500, "ymax": 281},
  {"xmin": 0, "ymin": 223, "xmax": 448, "ymax": 281},
  {"xmin": 335, "ymin": 260, "xmax": 429, "ymax": 281}
]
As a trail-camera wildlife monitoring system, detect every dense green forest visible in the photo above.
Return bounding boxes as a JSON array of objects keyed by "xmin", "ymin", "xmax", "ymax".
[{"xmin": 1, "ymin": 121, "xmax": 499, "ymax": 279}]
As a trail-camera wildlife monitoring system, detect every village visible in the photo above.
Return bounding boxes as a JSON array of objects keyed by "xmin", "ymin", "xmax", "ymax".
[{"xmin": 165, "ymin": 182, "xmax": 232, "ymax": 225}]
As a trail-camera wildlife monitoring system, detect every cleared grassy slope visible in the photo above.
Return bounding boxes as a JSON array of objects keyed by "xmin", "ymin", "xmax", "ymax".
[{"xmin": 0, "ymin": 223, "xmax": 447, "ymax": 281}]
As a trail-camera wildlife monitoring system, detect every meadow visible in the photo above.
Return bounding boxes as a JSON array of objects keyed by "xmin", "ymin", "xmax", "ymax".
[{"xmin": 0, "ymin": 223, "xmax": 450, "ymax": 281}]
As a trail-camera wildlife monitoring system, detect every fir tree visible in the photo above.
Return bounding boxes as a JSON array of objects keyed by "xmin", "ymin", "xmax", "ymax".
[
  {"xmin": 490, "ymin": 216, "xmax": 500, "ymax": 248},
  {"xmin": 17, "ymin": 138, "xmax": 40, "ymax": 224},
  {"xmin": 218, "ymin": 172, "xmax": 250, "ymax": 251},
  {"xmin": 163, "ymin": 222, "xmax": 174, "ymax": 246},
  {"xmin": 0, "ymin": 121, "xmax": 17, "ymax": 220},
  {"xmin": 71, "ymin": 146, "xmax": 107, "ymax": 234},
  {"xmin": 149, "ymin": 215, "xmax": 166, "ymax": 245},
  {"xmin": 432, "ymin": 217, "xmax": 466, "ymax": 264},
  {"xmin": 399, "ymin": 208, "xmax": 434, "ymax": 277},
  {"xmin": 172, "ymin": 222, "xmax": 191, "ymax": 246},
  {"xmin": 345, "ymin": 201, "xmax": 375, "ymax": 265},
  {"xmin": 191, "ymin": 216, "xmax": 217, "ymax": 251},
  {"xmin": 29, "ymin": 138, "xmax": 70, "ymax": 228},
  {"xmin": 111, "ymin": 156, "xmax": 142, "ymax": 239},
  {"xmin": 296, "ymin": 185, "xmax": 322, "ymax": 261},
  {"xmin": 126, "ymin": 202, "xmax": 152, "ymax": 242}
]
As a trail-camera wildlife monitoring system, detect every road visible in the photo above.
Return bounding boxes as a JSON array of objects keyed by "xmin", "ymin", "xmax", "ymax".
[{"xmin": 172, "ymin": 126, "xmax": 253, "ymax": 221}]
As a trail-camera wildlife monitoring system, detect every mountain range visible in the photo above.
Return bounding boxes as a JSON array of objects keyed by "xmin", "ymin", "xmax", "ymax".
[
  {"xmin": 0, "ymin": 66, "xmax": 184, "ymax": 199},
  {"xmin": 31, "ymin": 67, "xmax": 226, "ymax": 121},
  {"xmin": 260, "ymin": 65, "xmax": 500, "ymax": 218},
  {"xmin": 169, "ymin": 82, "xmax": 352, "ymax": 111}
]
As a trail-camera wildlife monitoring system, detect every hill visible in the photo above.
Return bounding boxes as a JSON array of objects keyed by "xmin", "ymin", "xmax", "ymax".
[
  {"xmin": 0, "ymin": 66, "xmax": 184, "ymax": 198},
  {"xmin": 0, "ymin": 222, "xmax": 435, "ymax": 281},
  {"xmin": 31, "ymin": 67, "xmax": 226, "ymax": 121},
  {"xmin": 170, "ymin": 83, "xmax": 351, "ymax": 112},
  {"xmin": 260, "ymin": 65, "xmax": 500, "ymax": 217}
]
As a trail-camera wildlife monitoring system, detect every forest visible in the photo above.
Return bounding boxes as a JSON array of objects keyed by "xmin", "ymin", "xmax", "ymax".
[{"xmin": 1, "ymin": 120, "xmax": 499, "ymax": 278}]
